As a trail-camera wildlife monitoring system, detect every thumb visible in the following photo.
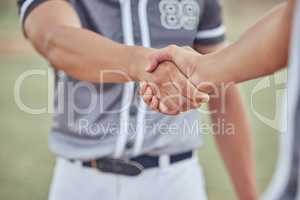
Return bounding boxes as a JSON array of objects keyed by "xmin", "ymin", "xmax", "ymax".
[
  {"xmin": 146, "ymin": 48, "xmax": 172, "ymax": 72},
  {"xmin": 182, "ymin": 46, "xmax": 196, "ymax": 52},
  {"xmin": 196, "ymin": 82, "xmax": 215, "ymax": 94}
]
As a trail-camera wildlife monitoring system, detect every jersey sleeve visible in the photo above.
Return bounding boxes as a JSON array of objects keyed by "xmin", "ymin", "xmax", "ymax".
[{"xmin": 194, "ymin": 0, "xmax": 226, "ymax": 45}]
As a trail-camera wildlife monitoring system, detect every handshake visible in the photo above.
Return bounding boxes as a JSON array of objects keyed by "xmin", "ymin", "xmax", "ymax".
[{"xmin": 130, "ymin": 45, "xmax": 230, "ymax": 115}]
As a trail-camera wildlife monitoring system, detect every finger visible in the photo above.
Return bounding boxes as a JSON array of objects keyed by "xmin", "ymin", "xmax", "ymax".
[
  {"xmin": 180, "ymin": 100, "xmax": 190, "ymax": 113},
  {"xmin": 139, "ymin": 81, "xmax": 148, "ymax": 96},
  {"xmin": 180, "ymin": 98, "xmax": 202, "ymax": 112},
  {"xmin": 146, "ymin": 48, "xmax": 172, "ymax": 72},
  {"xmin": 146, "ymin": 45, "xmax": 191, "ymax": 73},
  {"xmin": 178, "ymin": 82, "xmax": 209, "ymax": 109},
  {"xmin": 158, "ymin": 101, "xmax": 180, "ymax": 116},
  {"xmin": 143, "ymin": 87, "xmax": 154, "ymax": 105},
  {"xmin": 182, "ymin": 46, "xmax": 195, "ymax": 52},
  {"xmin": 158, "ymin": 102, "xmax": 169, "ymax": 114},
  {"xmin": 168, "ymin": 45, "xmax": 200, "ymax": 77},
  {"xmin": 170, "ymin": 71, "xmax": 209, "ymax": 108},
  {"xmin": 149, "ymin": 96, "xmax": 160, "ymax": 112},
  {"xmin": 159, "ymin": 83, "xmax": 183, "ymax": 114},
  {"xmin": 145, "ymin": 81, "xmax": 160, "ymax": 99}
]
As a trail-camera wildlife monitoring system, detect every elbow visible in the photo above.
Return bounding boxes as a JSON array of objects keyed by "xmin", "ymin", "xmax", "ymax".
[
  {"xmin": 43, "ymin": 27, "xmax": 64, "ymax": 66},
  {"xmin": 27, "ymin": 25, "xmax": 84, "ymax": 80},
  {"xmin": 29, "ymin": 25, "xmax": 64, "ymax": 68}
]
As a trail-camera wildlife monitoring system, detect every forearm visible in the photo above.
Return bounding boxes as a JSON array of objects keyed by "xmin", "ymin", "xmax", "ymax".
[
  {"xmin": 197, "ymin": 1, "xmax": 293, "ymax": 85},
  {"xmin": 24, "ymin": 0, "xmax": 151, "ymax": 83},
  {"xmin": 210, "ymin": 86, "xmax": 257, "ymax": 200},
  {"xmin": 38, "ymin": 26, "xmax": 147, "ymax": 83}
]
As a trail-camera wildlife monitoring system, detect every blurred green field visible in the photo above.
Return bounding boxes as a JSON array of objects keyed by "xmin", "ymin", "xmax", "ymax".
[{"xmin": 0, "ymin": 1, "xmax": 285, "ymax": 200}]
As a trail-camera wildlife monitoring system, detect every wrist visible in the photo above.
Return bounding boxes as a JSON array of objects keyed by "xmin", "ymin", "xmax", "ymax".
[
  {"xmin": 190, "ymin": 54, "xmax": 218, "ymax": 87},
  {"xmin": 210, "ymin": 51, "xmax": 234, "ymax": 85},
  {"xmin": 126, "ymin": 45, "xmax": 155, "ymax": 81},
  {"xmin": 237, "ymin": 187, "xmax": 258, "ymax": 200},
  {"xmin": 191, "ymin": 52, "xmax": 233, "ymax": 87}
]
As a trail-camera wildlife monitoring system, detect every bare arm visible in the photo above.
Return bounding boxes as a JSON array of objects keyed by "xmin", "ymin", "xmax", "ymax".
[
  {"xmin": 147, "ymin": 0, "xmax": 294, "ymax": 88},
  {"xmin": 198, "ymin": 0, "xmax": 294, "ymax": 84},
  {"xmin": 195, "ymin": 43, "xmax": 257, "ymax": 200},
  {"xmin": 23, "ymin": 0, "xmax": 209, "ymax": 113},
  {"xmin": 24, "ymin": 0, "xmax": 154, "ymax": 83}
]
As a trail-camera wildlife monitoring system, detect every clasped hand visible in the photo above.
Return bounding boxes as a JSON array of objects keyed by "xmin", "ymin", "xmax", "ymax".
[{"xmin": 137, "ymin": 45, "xmax": 215, "ymax": 115}]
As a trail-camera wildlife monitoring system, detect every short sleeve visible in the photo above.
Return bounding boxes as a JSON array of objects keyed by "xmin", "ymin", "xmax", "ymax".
[{"xmin": 194, "ymin": 0, "xmax": 226, "ymax": 45}]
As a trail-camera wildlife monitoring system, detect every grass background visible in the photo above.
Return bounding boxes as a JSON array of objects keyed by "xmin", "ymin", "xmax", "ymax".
[{"xmin": 0, "ymin": 0, "xmax": 285, "ymax": 199}]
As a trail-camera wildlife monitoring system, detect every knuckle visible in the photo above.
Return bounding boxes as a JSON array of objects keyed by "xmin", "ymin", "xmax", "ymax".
[
  {"xmin": 167, "ymin": 44, "xmax": 178, "ymax": 54},
  {"xmin": 160, "ymin": 62, "xmax": 169, "ymax": 67},
  {"xmin": 152, "ymin": 76, "xmax": 163, "ymax": 86},
  {"xmin": 159, "ymin": 62, "xmax": 173, "ymax": 71},
  {"xmin": 168, "ymin": 44, "xmax": 177, "ymax": 50}
]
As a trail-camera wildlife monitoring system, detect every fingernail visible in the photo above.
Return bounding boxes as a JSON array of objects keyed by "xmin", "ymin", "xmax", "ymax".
[
  {"xmin": 146, "ymin": 63, "xmax": 155, "ymax": 72},
  {"xmin": 145, "ymin": 87, "xmax": 152, "ymax": 95},
  {"xmin": 203, "ymin": 95, "xmax": 210, "ymax": 103},
  {"xmin": 160, "ymin": 103, "xmax": 168, "ymax": 113}
]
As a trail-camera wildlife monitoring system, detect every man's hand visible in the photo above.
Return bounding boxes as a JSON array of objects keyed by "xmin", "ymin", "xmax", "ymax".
[
  {"xmin": 145, "ymin": 0, "xmax": 293, "ymax": 91},
  {"xmin": 139, "ymin": 45, "xmax": 216, "ymax": 114},
  {"xmin": 23, "ymin": 0, "xmax": 209, "ymax": 114},
  {"xmin": 146, "ymin": 45, "xmax": 223, "ymax": 88},
  {"xmin": 130, "ymin": 48, "xmax": 209, "ymax": 115}
]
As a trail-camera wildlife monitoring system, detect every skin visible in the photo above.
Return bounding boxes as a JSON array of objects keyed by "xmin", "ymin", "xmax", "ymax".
[
  {"xmin": 142, "ymin": 0, "xmax": 295, "ymax": 198},
  {"xmin": 145, "ymin": 0, "xmax": 294, "ymax": 93},
  {"xmin": 24, "ymin": 0, "xmax": 209, "ymax": 115},
  {"xmin": 23, "ymin": 0, "xmax": 257, "ymax": 198},
  {"xmin": 143, "ymin": 42, "xmax": 258, "ymax": 199},
  {"xmin": 195, "ymin": 44, "xmax": 257, "ymax": 200}
]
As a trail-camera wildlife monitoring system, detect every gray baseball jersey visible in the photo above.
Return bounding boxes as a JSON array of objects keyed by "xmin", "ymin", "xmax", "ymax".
[{"xmin": 18, "ymin": 0, "xmax": 226, "ymax": 160}]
